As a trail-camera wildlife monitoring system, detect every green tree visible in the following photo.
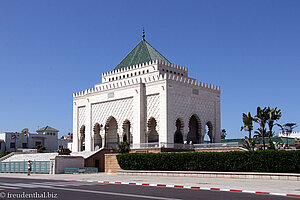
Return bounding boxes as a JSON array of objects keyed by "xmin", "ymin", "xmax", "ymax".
[
  {"xmin": 266, "ymin": 107, "xmax": 281, "ymax": 148},
  {"xmin": 284, "ymin": 123, "xmax": 297, "ymax": 133},
  {"xmin": 254, "ymin": 107, "xmax": 268, "ymax": 150},
  {"xmin": 282, "ymin": 123, "xmax": 297, "ymax": 148},
  {"xmin": 266, "ymin": 107, "xmax": 281, "ymax": 138},
  {"xmin": 241, "ymin": 112, "xmax": 254, "ymax": 150},
  {"xmin": 221, "ymin": 129, "xmax": 227, "ymax": 139}
]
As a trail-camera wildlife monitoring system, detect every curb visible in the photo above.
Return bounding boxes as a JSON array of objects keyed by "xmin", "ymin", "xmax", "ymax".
[
  {"xmin": 117, "ymin": 170, "xmax": 300, "ymax": 181},
  {"xmin": 68, "ymin": 179, "xmax": 300, "ymax": 198}
]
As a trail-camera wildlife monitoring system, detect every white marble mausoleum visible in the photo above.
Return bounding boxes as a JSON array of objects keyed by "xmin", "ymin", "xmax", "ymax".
[{"xmin": 72, "ymin": 35, "xmax": 221, "ymax": 152}]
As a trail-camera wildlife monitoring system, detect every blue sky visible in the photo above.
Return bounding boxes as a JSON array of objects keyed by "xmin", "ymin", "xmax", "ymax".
[{"xmin": 0, "ymin": 0, "xmax": 299, "ymax": 138}]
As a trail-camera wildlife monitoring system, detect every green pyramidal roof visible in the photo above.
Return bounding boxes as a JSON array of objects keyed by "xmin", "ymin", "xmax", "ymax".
[
  {"xmin": 36, "ymin": 126, "xmax": 59, "ymax": 132},
  {"xmin": 114, "ymin": 39, "xmax": 171, "ymax": 70}
]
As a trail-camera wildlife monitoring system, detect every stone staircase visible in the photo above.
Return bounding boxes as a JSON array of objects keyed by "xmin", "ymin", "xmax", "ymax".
[
  {"xmin": 0, "ymin": 151, "xmax": 38, "ymax": 162},
  {"xmin": 1, "ymin": 148, "xmax": 105, "ymax": 162},
  {"xmin": 3, "ymin": 152, "xmax": 58, "ymax": 162},
  {"xmin": 71, "ymin": 148, "xmax": 104, "ymax": 159},
  {"xmin": 0, "ymin": 152, "xmax": 17, "ymax": 162}
]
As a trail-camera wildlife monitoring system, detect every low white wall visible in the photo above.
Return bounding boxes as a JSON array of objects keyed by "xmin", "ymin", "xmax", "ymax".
[{"xmin": 50, "ymin": 156, "xmax": 84, "ymax": 174}]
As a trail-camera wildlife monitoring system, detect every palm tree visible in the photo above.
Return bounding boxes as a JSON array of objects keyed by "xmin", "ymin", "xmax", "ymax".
[
  {"xmin": 266, "ymin": 107, "xmax": 281, "ymax": 146},
  {"xmin": 254, "ymin": 127, "xmax": 267, "ymax": 149},
  {"xmin": 283, "ymin": 123, "xmax": 297, "ymax": 148},
  {"xmin": 254, "ymin": 107, "xmax": 268, "ymax": 150},
  {"xmin": 221, "ymin": 129, "xmax": 227, "ymax": 139},
  {"xmin": 284, "ymin": 123, "xmax": 297, "ymax": 133},
  {"xmin": 241, "ymin": 112, "xmax": 254, "ymax": 150}
]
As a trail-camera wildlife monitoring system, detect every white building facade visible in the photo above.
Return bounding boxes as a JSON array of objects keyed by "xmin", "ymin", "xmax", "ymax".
[
  {"xmin": 58, "ymin": 138, "xmax": 73, "ymax": 150},
  {"xmin": 0, "ymin": 126, "xmax": 59, "ymax": 152},
  {"xmin": 279, "ymin": 131, "xmax": 300, "ymax": 139},
  {"xmin": 72, "ymin": 38, "xmax": 221, "ymax": 152}
]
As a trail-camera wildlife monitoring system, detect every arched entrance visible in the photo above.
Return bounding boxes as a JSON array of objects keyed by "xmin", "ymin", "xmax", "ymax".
[
  {"xmin": 147, "ymin": 117, "xmax": 159, "ymax": 143},
  {"xmin": 93, "ymin": 123, "xmax": 102, "ymax": 150},
  {"xmin": 105, "ymin": 117, "xmax": 119, "ymax": 149},
  {"xmin": 79, "ymin": 125, "xmax": 85, "ymax": 151},
  {"xmin": 122, "ymin": 120, "xmax": 132, "ymax": 144},
  {"xmin": 174, "ymin": 119, "xmax": 184, "ymax": 143},
  {"xmin": 204, "ymin": 121, "xmax": 213, "ymax": 143},
  {"xmin": 187, "ymin": 115, "xmax": 201, "ymax": 144}
]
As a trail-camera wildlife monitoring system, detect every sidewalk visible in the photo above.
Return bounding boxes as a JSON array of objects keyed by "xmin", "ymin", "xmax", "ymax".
[{"xmin": 0, "ymin": 173, "xmax": 299, "ymax": 196}]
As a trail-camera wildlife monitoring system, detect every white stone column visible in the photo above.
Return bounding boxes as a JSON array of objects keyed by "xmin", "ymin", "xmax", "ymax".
[
  {"xmin": 91, "ymin": 134, "xmax": 94, "ymax": 151},
  {"xmin": 159, "ymin": 80, "xmax": 168, "ymax": 144},
  {"xmin": 214, "ymin": 97, "xmax": 221, "ymax": 143},
  {"xmin": 72, "ymin": 102, "xmax": 79, "ymax": 152},
  {"xmin": 132, "ymin": 80, "xmax": 146, "ymax": 145},
  {"xmin": 101, "ymin": 131, "xmax": 105, "ymax": 148},
  {"xmin": 183, "ymin": 125, "xmax": 189, "ymax": 142},
  {"xmin": 85, "ymin": 100, "xmax": 92, "ymax": 151},
  {"xmin": 119, "ymin": 124, "xmax": 123, "ymax": 142}
]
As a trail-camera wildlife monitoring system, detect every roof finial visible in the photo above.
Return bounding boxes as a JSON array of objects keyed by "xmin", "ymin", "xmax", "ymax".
[{"xmin": 142, "ymin": 27, "xmax": 145, "ymax": 40}]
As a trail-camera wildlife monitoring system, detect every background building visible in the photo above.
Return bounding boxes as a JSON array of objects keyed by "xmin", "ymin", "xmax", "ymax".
[
  {"xmin": 61, "ymin": 133, "xmax": 73, "ymax": 140},
  {"xmin": 0, "ymin": 126, "xmax": 59, "ymax": 152},
  {"xmin": 279, "ymin": 131, "xmax": 300, "ymax": 138},
  {"xmin": 0, "ymin": 140, "xmax": 4, "ymax": 152},
  {"xmin": 59, "ymin": 133, "xmax": 73, "ymax": 150}
]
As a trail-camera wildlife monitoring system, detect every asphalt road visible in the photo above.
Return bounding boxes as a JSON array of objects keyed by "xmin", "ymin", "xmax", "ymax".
[{"xmin": 0, "ymin": 177, "xmax": 293, "ymax": 200}]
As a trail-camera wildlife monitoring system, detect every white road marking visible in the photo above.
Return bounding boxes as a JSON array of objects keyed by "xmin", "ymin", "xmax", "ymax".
[
  {"xmin": 0, "ymin": 181, "xmax": 181, "ymax": 199},
  {"xmin": 30, "ymin": 181, "xmax": 75, "ymax": 185},
  {"xmin": 270, "ymin": 193, "xmax": 286, "ymax": 196},
  {"xmin": 242, "ymin": 190, "xmax": 256, "ymax": 194},
  {"xmin": 0, "ymin": 181, "xmax": 102, "ymax": 190},
  {"xmin": 45, "ymin": 185, "xmax": 182, "ymax": 200},
  {"xmin": 31, "ymin": 181, "xmax": 101, "ymax": 187},
  {"xmin": 2, "ymin": 183, "xmax": 50, "ymax": 188},
  {"xmin": 0, "ymin": 184, "xmax": 21, "ymax": 190},
  {"xmin": 220, "ymin": 189, "xmax": 230, "ymax": 192}
]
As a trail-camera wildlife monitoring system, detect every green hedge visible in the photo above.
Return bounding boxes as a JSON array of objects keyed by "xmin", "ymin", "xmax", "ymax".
[{"xmin": 117, "ymin": 150, "xmax": 300, "ymax": 173}]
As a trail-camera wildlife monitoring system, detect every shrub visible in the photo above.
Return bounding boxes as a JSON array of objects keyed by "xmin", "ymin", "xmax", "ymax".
[
  {"xmin": 58, "ymin": 148, "xmax": 71, "ymax": 155},
  {"xmin": 117, "ymin": 142, "xmax": 130, "ymax": 154},
  {"xmin": 116, "ymin": 150, "xmax": 300, "ymax": 173},
  {"xmin": 32, "ymin": 144, "xmax": 46, "ymax": 153}
]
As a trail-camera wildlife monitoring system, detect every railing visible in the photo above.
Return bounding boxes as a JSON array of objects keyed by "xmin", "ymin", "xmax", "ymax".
[
  {"xmin": 193, "ymin": 142, "xmax": 240, "ymax": 149},
  {"xmin": 131, "ymin": 142, "xmax": 159, "ymax": 149},
  {"xmin": 131, "ymin": 142, "xmax": 194, "ymax": 149},
  {"xmin": 130, "ymin": 142, "xmax": 240, "ymax": 149},
  {"xmin": 106, "ymin": 142, "xmax": 119, "ymax": 149},
  {"xmin": 104, "ymin": 141, "xmax": 241, "ymax": 150},
  {"xmin": 0, "ymin": 161, "xmax": 50, "ymax": 174}
]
